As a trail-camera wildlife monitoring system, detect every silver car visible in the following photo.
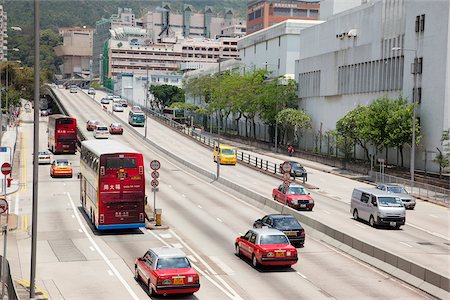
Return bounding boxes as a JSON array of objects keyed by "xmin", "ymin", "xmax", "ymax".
[{"xmin": 376, "ymin": 184, "xmax": 416, "ymax": 209}]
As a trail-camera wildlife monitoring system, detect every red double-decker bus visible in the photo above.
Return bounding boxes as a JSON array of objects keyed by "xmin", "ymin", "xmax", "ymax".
[
  {"xmin": 48, "ymin": 114, "xmax": 77, "ymax": 154},
  {"xmin": 80, "ymin": 140, "xmax": 146, "ymax": 230}
]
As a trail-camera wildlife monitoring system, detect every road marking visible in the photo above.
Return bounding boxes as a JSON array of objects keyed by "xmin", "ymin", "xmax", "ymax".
[
  {"xmin": 407, "ymin": 223, "xmax": 450, "ymax": 241},
  {"xmin": 78, "ymin": 228, "xmax": 83, "ymax": 233},
  {"xmin": 159, "ymin": 233, "xmax": 172, "ymax": 239},
  {"xmin": 400, "ymin": 242, "xmax": 413, "ymax": 248},
  {"xmin": 429, "ymin": 214, "xmax": 438, "ymax": 218},
  {"xmin": 168, "ymin": 185, "xmax": 172, "ymax": 188},
  {"xmin": 107, "ymin": 270, "xmax": 114, "ymax": 276},
  {"xmin": 323, "ymin": 210, "xmax": 330, "ymax": 215},
  {"xmin": 89, "ymin": 246, "xmax": 95, "ymax": 252},
  {"xmin": 197, "ymin": 205, "xmax": 202, "ymax": 209},
  {"xmin": 171, "ymin": 243, "xmax": 183, "ymax": 249},
  {"xmin": 355, "ymin": 224, "xmax": 366, "ymax": 229},
  {"xmin": 238, "ymin": 232, "xmax": 243, "ymax": 236},
  {"xmin": 209, "ymin": 256, "xmax": 234, "ymax": 275},
  {"xmin": 146, "ymin": 228, "xmax": 240, "ymax": 300},
  {"xmin": 71, "ymin": 215, "xmax": 75, "ymax": 219},
  {"xmin": 182, "ymin": 194, "xmax": 186, "ymax": 198},
  {"xmin": 296, "ymin": 271, "xmax": 307, "ymax": 279},
  {"xmin": 216, "ymin": 217, "xmax": 223, "ymax": 223},
  {"xmin": 187, "ymin": 255, "xmax": 197, "ymax": 263},
  {"xmin": 66, "ymin": 192, "xmax": 140, "ymax": 300}
]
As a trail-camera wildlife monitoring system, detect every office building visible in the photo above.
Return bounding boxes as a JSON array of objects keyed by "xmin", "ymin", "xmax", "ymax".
[{"xmin": 0, "ymin": 5, "xmax": 7, "ymax": 62}]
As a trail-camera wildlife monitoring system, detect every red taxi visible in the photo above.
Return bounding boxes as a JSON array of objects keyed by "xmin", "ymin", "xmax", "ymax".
[
  {"xmin": 86, "ymin": 120, "xmax": 98, "ymax": 131},
  {"xmin": 272, "ymin": 183, "xmax": 314, "ymax": 211},
  {"xmin": 50, "ymin": 159, "xmax": 73, "ymax": 178},
  {"xmin": 109, "ymin": 123, "xmax": 123, "ymax": 135},
  {"xmin": 135, "ymin": 247, "xmax": 200, "ymax": 296},
  {"xmin": 235, "ymin": 228, "xmax": 298, "ymax": 268}
]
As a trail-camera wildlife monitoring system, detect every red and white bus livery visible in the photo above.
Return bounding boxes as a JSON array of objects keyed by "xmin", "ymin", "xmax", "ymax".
[
  {"xmin": 80, "ymin": 140, "xmax": 146, "ymax": 230},
  {"xmin": 48, "ymin": 114, "xmax": 77, "ymax": 154}
]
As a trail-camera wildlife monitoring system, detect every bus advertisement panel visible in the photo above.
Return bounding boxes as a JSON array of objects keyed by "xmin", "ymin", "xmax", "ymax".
[
  {"xmin": 48, "ymin": 114, "xmax": 77, "ymax": 154},
  {"xmin": 80, "ymin": 140, "xmax": 146, "ymax": 230}
]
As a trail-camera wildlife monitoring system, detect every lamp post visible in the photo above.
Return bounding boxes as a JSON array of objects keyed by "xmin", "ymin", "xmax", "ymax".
[
  {"xmin": 144, "ymin": 64, "xmax": 149, "ymax": 140},
  {"xmin": 216, "ymin": 59, "xmax": 223, "ymax": 180},
  {"xmin": 392, "ymin": 46, "xmax": 419, "ymax": 189}
]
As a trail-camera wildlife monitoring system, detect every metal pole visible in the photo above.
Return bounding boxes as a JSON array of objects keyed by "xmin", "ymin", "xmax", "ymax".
[
  {"xmin": 1, "ymin": 177, "xmax": 8, "ymax": 298},
  {"xmin": 30, "ymin": 0, "xmax": 40, "ymax": 298},
  {"xmin": 0, "ymin": 70, "xmax": 2, "ymax": 143},
  {"xmin": 144, "ymin": 65, "xmax": 149, "ymax": 139},
  {"xmin": 153, "ymin": 189, "xmax": 156, "ymax": 221},
  {"xmin": 410, "ymin": 50, "xmax": 418, "ymax": 190},
  {"xmin": 216, "ymin": 61, "xmax": 221, "ymax": 180},
  {"xmin": 5, "ymin": 65, "xmax": 7, "ymax": 127}
]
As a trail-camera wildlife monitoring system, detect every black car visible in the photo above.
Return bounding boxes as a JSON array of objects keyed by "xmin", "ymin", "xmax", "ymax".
[
  {"xmin": 253, "ymin": 214, "xmax": 305, "ymax": 247},
  {"xmin": 279, "ymin": 161, "xmax": 307, "ymax": 181}
]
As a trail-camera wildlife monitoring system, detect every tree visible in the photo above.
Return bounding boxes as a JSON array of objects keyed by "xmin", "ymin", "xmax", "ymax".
[
  {"xmin": 149, "ymin": 84, "xmax": 185, "ymax": 108},
  {"xmin": 276, "ymin": 108, "xmax": 311, "ymax": 145},
  {"xmin": 434, "ymin": 129, "xmax": 450, "ymax": 178}
]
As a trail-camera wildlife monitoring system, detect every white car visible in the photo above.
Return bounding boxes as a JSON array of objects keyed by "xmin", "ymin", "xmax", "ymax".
[
  {"xmin": 38, "ymin": 151, "xmax": 51, "ymax": 164},
  {"xmin": 93, "ymin": 125, "xmax": 109, "ymax": 139},
  {"xmin": 100, "ymin": 98, "xmax": 110, "ymax": 104},
  {"xmin": 106, "ymin": 94, "xmax": 114, "ymax": 100},
  {"xmin": 113, "ymin": 104, "xmax": 124, "ymax": 112},
  {"xmin": 88, "ymin": 88, "xmax": 96, "ymax": 95}
]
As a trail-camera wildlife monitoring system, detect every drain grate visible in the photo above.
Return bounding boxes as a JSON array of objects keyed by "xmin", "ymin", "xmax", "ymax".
[
  {"xmin": 417, "ymin": 242, "xmax": 433, "ymax": 246},
  {"xmin": 48, "ymin": 239, "xmax": 87, "ymax": 262}
]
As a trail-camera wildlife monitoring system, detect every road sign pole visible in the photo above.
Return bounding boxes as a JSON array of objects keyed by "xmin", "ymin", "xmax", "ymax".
[
  {"xmin": 153, "ymin": 188, "xmax": 156, "ymax": 221},
  {"xmin": 1, "ymin": 176, "xmax": 8, "ymax": 299}
]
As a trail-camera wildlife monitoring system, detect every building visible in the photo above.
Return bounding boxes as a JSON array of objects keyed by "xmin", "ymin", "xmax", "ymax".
[
  {"xmin": 141, "ymin": 3, "xmax": 244, "ymax": 42},
  {"xmin": 246, "ymin": 0, "xmax": 320, "ymax": 35},
  {"xmin": 93, "ymin": 8, "xmax": 139, "ymax": 78},
  {"xmin": 0, "ymin": 5, "xmax": 7, "ymax": 62},
  {"xmin": 296, "ymin": 0, "xmax": 449, "ymax": 172},
  {"xmin": 54, "ymin": 27, "xmax": 94, "ymax": 78},
  {"xmin": 319, "ymin": 0, "xmax": 365, "ymax": 20},
  {"xmin": 238, "ymin": 19, "xmax": 323, "ymax": 78}
]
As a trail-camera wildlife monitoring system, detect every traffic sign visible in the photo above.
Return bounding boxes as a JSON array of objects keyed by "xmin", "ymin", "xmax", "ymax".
[
  {"xmin": 281, "ymin": 162, "xmax": 291, "ymax": 174},
  {"xmin": 282, "ymin": 172, "xmax": 291, "ymax": 181},
  {"xmin": 1, "ymin": 163, "xmax": 11, "ymax": 176},
  {"xmin": 282, "ymin": 181, "xmax": 290, "ymax": 189},
  {"xmin": 0, "ymin": 198, "xmax": 8, "ymax": 214},
  {"xmin": 150, "ymin": 160, "xmax": 161, "ymax": 171},
  {"xmin": 151, "ymin": 179, "xmax": 159, "ymax": 188},
  {"xmin": 151, "ymin": 171, "xmax": 159, "ymax": 179}
]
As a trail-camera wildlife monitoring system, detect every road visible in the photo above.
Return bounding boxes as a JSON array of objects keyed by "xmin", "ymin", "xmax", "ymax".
[{"xmin": 7, "ymin": 86, "xmax": 426, "ymax": 299}]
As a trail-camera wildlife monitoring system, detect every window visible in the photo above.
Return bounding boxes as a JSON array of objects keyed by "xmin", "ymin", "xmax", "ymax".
[
  {"xmin": 249, "ymin": 233, "xmax": 257, "ymax": 244},
  {"xmin": 278, "ymin": 36, "xmax": 281, "ymax": 47},
  {"xmin": 105, "ymin": 158, "xmax": 137, "ymax": 169},
  {"xmin": 415, "ymin": 14, "xmax": 425, "ymax": 32},
  {"xmin": 265, "ymin": 41, "xmax": 268, "ymax": 51},
  {"xmin": 243, "ymin": 231, "xmax": 252, "ymax": 241},
  {"xmin": 361, "ymin": 192, "xmax": 370, "ymax": 204}
]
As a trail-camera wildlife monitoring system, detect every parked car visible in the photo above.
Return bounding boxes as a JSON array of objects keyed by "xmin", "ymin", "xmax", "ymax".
[
  {"xmin": 109, "ymin": 123, "xmax": 123, "ymax": 135},
  {"xmin": 100, "ymin": 97, "xmax": 110, "ymax": 104},
  {"xmin": 86, "ymin": 120, "xmax": 99, "ymax": 131},
  {"xmin": 272, "ymin": 183, "xmax": 314, "ymax": 211},
  {"xmin": 94, "ymin": 125, "xmax": 109, "ymax": 139},
  {"xmin": 253, "ymin": 214, "xmax": 305, "ymax": 247},
  {"xmin": 50, "ymin": 159, "xmax": 72, "ymax": 178},
  {"xmin": 135, "ymin": 247, "xmax": 200, "ymax": 296},
  {"xmin": 87, "ymin": 88, "xmax": 96, "ymax": 95},
  {"xmin": 376, "ymin": 184, "xmax": 416, "ymax": 209},
  {"xmin": 37, "ymin": 150, "xmax": 51, "ymax": 164},
  {"xmin": 112, "ymin": 103, "xmax": 124, "ymax": 112},
  {"xmin": 235, "ymin": 228, "xmax": 298, "ymax": 268},
  {"xmin": 351, "ymin": 187, "xmax": 405, "ymax": 229},
  {"xmin": 279, "ymin": 161, "xmax": 307, "ymax": 181}
]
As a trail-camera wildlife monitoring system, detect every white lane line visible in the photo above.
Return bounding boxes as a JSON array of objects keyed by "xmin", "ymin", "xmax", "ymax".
[
  {"xmin": 187, "ymin": 255, "xmax": 197, "ymax": 263},
  {"xmin": 407, "ymin": 222, "xmax": 450, "ymax": 242},
  {"xmin": 169, "ymin": 229, "xmax": 243, "ymax": 300},
  {"xmin": 171, "ymin": 243, "xmax": 183, "ymax": 249},
  {"xmin": 355, "ymin": 224, "xmax": 366, "ymax": 229},
  {"xmin": 216, "ymin": 218, "xmax": 223, "ymax": 223},
  {"xmin": 296, "ymin": 271, "xmax": 307, "ymax": 279},
  {"xmin": 146, "ymin": 228, "xmax": 239, "ymax": 300},
  {"xmin": 71, "ymin": 215, "xmax": 75, "ymax": 219},
  {"xmin": 66, "ymin": 192, "xmax": 140, "ymax": 300},
  {"xmin": 429, "ymin": 214, "xmax": 438, "ymax": 218},
  {"xmin": 14, "ymin": 193, "xmax": 19, "ymax": 215},
  {"xmin": 238, "ymin": 233, "xmax": 243, "ymax": 236},
  {"xmin": 198, "ymin": 205, "xmax": 202, "ymax": 209},
  {"xmin": 323, "ymin": 210, "xmax": 331, "ymax": 215},
  {"xmin": 107, "ymin": 270, "xmax": 114, "ymax": 276},
  {"xmin": 78, "ymin": 229, "xmax": 83, "ymax": 233},
  {"xmin": 400, "ymin": 242, "xmax": 413, "ymax": 248},
  {"xmin": 159, "ymin": 233, "xmax": 172, "ymax": 239},
  {"xmin": 89, "ymin": 246, "xmax": 95, "ymax": 252},
  {"xmin": 182, "ymin": 194, "xmax": 186, "ymax": 198},
  {"xmin": 209, "ymin": 256, "xmax": 235, "ymax": 275}
]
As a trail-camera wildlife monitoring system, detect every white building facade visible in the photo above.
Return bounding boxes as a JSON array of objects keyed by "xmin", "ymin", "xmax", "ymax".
[{"xmin": 296, "ymin": 0, "xmax": 450, "ymax": 172}]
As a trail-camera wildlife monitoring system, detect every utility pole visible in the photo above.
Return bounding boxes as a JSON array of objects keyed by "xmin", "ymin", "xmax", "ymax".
[
  {"xmin": 144, "ymin": 65, "xmax": 149, "ymax": 140},
  {"xmin": 216, "ymin": 60, "xmax": 222, "ymax": 180}
]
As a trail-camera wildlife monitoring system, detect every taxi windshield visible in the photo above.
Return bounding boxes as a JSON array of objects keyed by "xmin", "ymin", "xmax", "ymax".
[
  {"xmin": 286, "ymin": 186, "xmax": 307, "ymax": 195},
  {"xmin": 56, "ymin": 160, "xmax": 69, "ymax": 166},
  {"xmin": 156, "ymin": 257, "xmax": 191, "ymax": 269},
  {"xmin": 378, "ymin": 197, "xmax": 403, "ymax": 207},
  {"xmin": 260, "ymin": 234, "xmax": 289, "ymax": 245},
  {"xmin": 221, "ymin": 148, "xmax": 235, "ymax": 155}
]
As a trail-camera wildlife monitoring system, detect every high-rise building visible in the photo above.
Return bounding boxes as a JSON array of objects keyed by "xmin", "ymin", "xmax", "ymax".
[
  {"xmin": 246, "ymin": 0, "xmax": 320, "ymax": 34},
  {"xmin": 0, "ymin": 5, "xmax": 7, "ymax": 62}
]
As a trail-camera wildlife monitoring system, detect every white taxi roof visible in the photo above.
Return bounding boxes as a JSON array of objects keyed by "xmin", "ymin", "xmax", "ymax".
[{"xmin": 150, "ymin": 247, "xmax": 186, "ymax": 259}]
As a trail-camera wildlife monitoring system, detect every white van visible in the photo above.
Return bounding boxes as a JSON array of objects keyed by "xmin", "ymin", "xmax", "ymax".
[{"xmin": 350, "ymin": 188, "xmax": 405, "ymax": 229}]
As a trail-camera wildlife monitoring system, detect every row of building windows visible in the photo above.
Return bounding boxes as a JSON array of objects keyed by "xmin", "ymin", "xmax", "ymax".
[
  {"xmin": 272, "ymin": 8, "xmax": 318, "ymax": 18},
  {"xmin": 248, "ymin": 8, "xmax": 263, "ymax": 21},
  {"xmin": 337, "ymin": 56, "xmax": 404, "ymax": 95},
  {"xmin": 299, "ymin": 70, "xmax": 320, "ymax": 97}
]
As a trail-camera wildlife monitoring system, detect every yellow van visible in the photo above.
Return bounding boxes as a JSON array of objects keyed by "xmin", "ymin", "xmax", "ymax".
[{"xmin": 213, "ymin": 144, "xmax": 237, "ymax": 165}]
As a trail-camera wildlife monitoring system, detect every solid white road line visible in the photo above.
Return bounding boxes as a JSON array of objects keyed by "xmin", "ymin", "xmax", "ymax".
[
  {"xmin": 187, "ymin": 255, "xmax": 197, "ymax": 263},
  {"xmin": 296, "ymin": 271, "xmax": 307, "ymax": 279},
  {"xmin": 209, "ymin": 256, "xmax": 235, "ymax": 275},
  {"xmin": 400, "ymin": 242, "xmax": 413, "ymax": 248},
  {"xmin": 89, "ymin": 246, "xmax": 95, "ymax": 252},
  {"xmin": 71, "ymin": 215, "xmax": 75, "ymax": 219},
  {"xmin": 407, "ymin": 222, "xmax": 450, "ymax": 241},
  {"xmin": 66, "ymin": 192, "xmax": 141, "ymax": 300},
  {"xmin": 159, "ymin": 233, "xmax": 172, "ymax": 239},
  {"xmin": 171, "ymin": 243, "xmax": 183, "ymax": 249},
  {"xmin": 216, "ymin": 218, "xmax": 223, "ymax": 223},
  {"xmin": 78, "ymin": 229, "xmax": 83, "ymax": 233},
  {"xmin": 429, "ymin": 214, "xmax": 438, "ymax": 218}
]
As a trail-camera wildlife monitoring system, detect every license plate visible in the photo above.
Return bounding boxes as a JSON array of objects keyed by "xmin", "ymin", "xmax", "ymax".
[
  {"xmin": 275, "ymin": 252, "xmax": 285, "ymax": 257},
  {"xmin": 173, "ymin": 278, "xmax": 184, "ymax": 284},
  {"xmin": 284, "ymin": 231, "xmax": 296, "ymax": 236},
  {"xmin": 300, "ymin": 204, "xmax": 306, "ymax": 208},
  {"xmin": 390, "ymin": 222, "xmax": 396, "ymax": 227}
]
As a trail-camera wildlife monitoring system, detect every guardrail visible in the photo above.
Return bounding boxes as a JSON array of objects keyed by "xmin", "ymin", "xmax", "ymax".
[{"xmin": 369, "ymin": 170, "xmax": 450, "ymax": 205}]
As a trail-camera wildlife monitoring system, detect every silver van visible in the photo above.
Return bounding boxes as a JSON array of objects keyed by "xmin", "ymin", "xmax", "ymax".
[{"xmin": 350, "ymin": 188, "xmax": 405, "ymax": 229}]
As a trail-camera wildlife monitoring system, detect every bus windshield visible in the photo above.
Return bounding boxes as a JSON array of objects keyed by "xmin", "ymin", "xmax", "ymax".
[{"xmin": 133, "ymin": 114, "xmax": 145, "ymax": 121}]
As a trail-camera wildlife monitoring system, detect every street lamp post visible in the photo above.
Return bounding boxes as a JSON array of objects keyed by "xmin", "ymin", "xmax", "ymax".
[
  {"xmin": 144, "ymin": 64, "xmax": 149, "ymax": 140},
  {"xmin": 392, "ymin": 46, "xmax": 418, "ymax": 190},
  {"xmin": 216, "ymin": 60, "xmax": 222, "ymax": 180}
]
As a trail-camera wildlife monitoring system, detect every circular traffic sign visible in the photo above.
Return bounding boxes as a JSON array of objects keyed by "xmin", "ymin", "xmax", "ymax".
[
  {"xmin": 151, "ymin": 171, "xmax": 159, "ymax": 179},
  {"xmin": 151, "ymin": 179, "xmax": 159, "ymax": 188},
  {"xmin": 1, "ymin": 163, "xmax": 11, "ymax": 175},
  {"xmin": 0, "ymin": 198, "xmax": 8, "ymax": 214},
  {"xmin": 282, "ymin": 172, "xmax": 291, "ymax": 181},
  {"xmin": 281, "ymin": 162, "xmax": 291, "ymax": 174},
  {"xmin": 150, "ymin": 160, "xmax": 161, "ymax": 171}
]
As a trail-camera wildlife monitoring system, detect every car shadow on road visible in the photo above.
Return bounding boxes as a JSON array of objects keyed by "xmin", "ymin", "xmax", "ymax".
[
  {"xmin": 77, "ymin": 207, "xmax": 144, "ymax": 236},
  {"xmin": 350, "ymin": 217, "xmax": 404, "ymax": 230},
  {"xmin": 135, "ymin": 278, "xmax": 199, "ymax": 299},
  {"xmin": 235, "ymin": 253, "xmax": 297, "ymax": 273}
]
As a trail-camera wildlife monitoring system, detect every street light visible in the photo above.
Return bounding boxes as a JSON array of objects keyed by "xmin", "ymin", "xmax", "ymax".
[
  {"xmin": 264, "ymin": 62, "xmax": 281, "ymax": 152},
  {"xmin": 392, "ymin": 46, "xmax": 419, "ymax": 189}
]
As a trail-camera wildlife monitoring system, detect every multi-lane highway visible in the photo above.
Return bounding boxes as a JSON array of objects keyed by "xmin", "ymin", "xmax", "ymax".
[{"xmin": 9, "ymin": 86, "xmax": 426, "ymax": 299}]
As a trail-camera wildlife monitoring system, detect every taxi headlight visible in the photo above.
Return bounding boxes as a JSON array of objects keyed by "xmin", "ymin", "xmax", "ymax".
[{"xmin": 308, "ymin": 200, "xmax": 314, "ymax": 204}]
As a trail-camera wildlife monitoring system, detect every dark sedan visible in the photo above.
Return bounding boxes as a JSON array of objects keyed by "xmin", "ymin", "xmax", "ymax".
[
  {"xmin": 279, "ymin": 161, "xmax": 307, "ymax": 181},
  {"xmin": 253, "ymin": 214, "xmax": 305, "ymax": 247}
]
